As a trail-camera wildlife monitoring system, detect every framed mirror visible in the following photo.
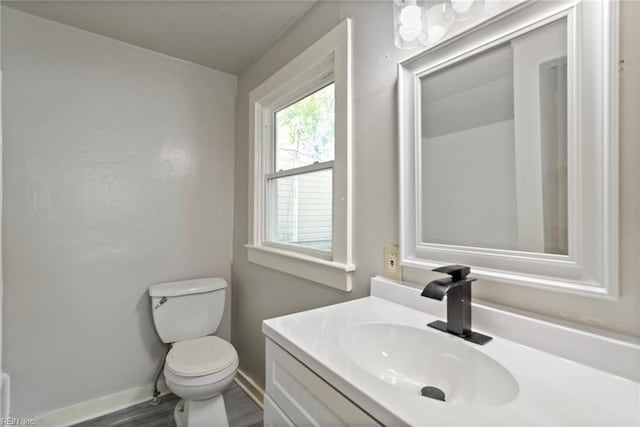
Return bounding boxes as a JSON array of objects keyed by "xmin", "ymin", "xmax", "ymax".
[{"xmin": 399, "ymin": 0, "xmax": 619, "ymax": 298}]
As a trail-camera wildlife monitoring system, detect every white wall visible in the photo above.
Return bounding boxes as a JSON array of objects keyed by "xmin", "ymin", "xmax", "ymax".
[
  {"xmin": 422, "ymin": 120, "xmax": 518, "ymax": 249},
  {"xmin": 420, "ymin": 43, "xmax": 518, "ymax": 249},
  {"xmin": 231, "ymin": 1, "xmax": 640, "ymax": 389},
  {"xmin": 2, "ymin": 8, "xmax": 236, "ymax": 416}
]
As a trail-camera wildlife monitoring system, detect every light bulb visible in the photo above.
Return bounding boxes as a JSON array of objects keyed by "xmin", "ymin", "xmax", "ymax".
[
  {"xmin": 451, "ymin": 0, "xmax": 473, "ymax": 14},
  {"xmin": 399, "ymin": 5, "xmax": 422, "ymax": 26},
  {"xmin": 424, "ymin": 4, "xmax": 453, "ymax": 43},
  {"xmin": 399, "ymin": 23, "xmax": 421, "ymax": 42},
  {"xmin": 427, "ymin": 25, "xmax": 447, "ymax": 42}
]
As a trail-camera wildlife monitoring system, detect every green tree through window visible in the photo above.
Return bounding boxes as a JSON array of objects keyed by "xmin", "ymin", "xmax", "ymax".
[{"xmin": 276, "ymin": 83, "xmax": 335, "ymax": 170}]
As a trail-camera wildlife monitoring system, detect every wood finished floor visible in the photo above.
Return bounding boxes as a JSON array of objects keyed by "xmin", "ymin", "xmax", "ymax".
[{"xmin": 73, "ymin": 382, "xmax": 262, "ymax": 427}]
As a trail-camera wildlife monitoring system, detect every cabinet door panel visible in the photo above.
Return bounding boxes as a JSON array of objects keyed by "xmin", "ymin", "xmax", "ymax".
[{"xmin": 266, "ymin": 339, "xmax": 380, "ymax": 426}]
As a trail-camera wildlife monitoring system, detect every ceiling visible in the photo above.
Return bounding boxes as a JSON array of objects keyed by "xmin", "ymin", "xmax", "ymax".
[{"xmin": 3, "ymin": 1, "xmax": 315, "ymax": 75}]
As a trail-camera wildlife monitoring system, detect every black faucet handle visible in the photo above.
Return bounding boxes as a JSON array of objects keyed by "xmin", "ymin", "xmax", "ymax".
[{"xmin": 433, "ymin": 265, "xmax": 471, "ymax": 282}]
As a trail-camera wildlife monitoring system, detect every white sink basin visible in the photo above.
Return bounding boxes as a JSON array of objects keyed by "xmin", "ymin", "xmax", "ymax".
[
  {"xmin": 340, "ymin": 323, "xmax": 519, "ymax": 406},
  {"xmin": 265, "ymin": 287, "xmax": 639, "ymax": 425}
]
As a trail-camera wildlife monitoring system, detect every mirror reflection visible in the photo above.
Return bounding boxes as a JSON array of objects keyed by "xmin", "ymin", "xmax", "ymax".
[{"xmin": 420, "ymin": 18, "xmax": 568, "ymax": 255}]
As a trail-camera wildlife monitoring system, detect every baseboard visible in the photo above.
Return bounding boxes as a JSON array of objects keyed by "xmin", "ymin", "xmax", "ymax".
[
  {"xmin": 35, "ymin": 379, "xmax": 170, "ymax": 426},
  {"xmin": 1, "ymin": 373, "xmax": 10, "ymax": 418},
  {"xmin": 33, "ymin": 370, "xmax": 262, "ymax": 425},
  {"xmin": 234, "ymin": 369, "xmax": 264, "ymax": 409}
]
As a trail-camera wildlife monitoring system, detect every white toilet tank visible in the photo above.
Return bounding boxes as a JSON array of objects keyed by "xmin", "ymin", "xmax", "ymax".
[{"xmin": 149, "ymin": 277, "xmax": 227, "ymax": 343}]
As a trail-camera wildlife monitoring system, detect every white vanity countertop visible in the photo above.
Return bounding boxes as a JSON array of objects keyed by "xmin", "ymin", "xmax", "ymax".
[{"xmin": 263, "ymin": 293, "xmax": 640, "ymax": 426}]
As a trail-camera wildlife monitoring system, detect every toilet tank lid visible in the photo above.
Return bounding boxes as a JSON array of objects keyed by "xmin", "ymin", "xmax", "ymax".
[{"xmin": 148, "ymin": 278, "xmax": 227, "ymax": 297}]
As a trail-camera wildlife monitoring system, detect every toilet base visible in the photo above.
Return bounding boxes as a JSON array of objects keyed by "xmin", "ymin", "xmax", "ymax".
[
  {"xmin": 174, "ymin": 400, "xmax": 186, "ymax": 427},
  {"xmin": 174, "ymin": 395, "xmax": 229, "ymax": 427}
]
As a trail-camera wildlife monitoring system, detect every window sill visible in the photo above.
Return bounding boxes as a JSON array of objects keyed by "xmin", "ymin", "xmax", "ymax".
[{"xmin": 245, "ymin": 244, "xmax": 355, "ymax": 292}]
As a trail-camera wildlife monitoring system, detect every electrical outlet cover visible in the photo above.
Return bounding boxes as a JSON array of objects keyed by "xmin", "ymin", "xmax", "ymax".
[{"xmin": 383, "ymin": 244, "xmax": 402, "ymax": 280}]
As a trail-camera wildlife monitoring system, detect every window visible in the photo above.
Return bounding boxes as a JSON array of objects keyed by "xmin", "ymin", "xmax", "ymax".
[
  {"xmin": 269, "ymin": 84, "xmax": 335, "ymax": 254},
  {"xmin": 247, "ymin": 19, "xmax": 354, "ymax": 291}
]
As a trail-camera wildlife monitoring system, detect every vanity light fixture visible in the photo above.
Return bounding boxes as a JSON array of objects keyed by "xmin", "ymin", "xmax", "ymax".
[
  {"xmin": 393, "ymin": 0, "xmax": 483, "ymax": 49},
  {"xmin": 393, "ymin": 0, "xmax": 429, "ymax": 49}
]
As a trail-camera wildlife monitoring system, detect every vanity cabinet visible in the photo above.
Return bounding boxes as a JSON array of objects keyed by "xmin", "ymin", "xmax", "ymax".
[
  {"xmin": 262, "ymin": 279, "xmax": 640, "ymax": 426},
  {"xmin": 264, "ymin": 339, "xmax": 380, "ymax": 426}
]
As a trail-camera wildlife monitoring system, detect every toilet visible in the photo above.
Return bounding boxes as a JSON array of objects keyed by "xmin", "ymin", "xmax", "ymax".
[{"xmin": 149, "ymin": 277, "xmax": 238, "ymax": 427}]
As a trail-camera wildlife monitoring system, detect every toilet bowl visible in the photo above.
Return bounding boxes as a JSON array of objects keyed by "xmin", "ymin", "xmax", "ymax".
[
  {"xmin": 148, "ymin": 278, "xmax": 237, "ymax": 427},
  {"xmin": 165, "ymin": 336, "xmax": 239, "ymax": 427}
]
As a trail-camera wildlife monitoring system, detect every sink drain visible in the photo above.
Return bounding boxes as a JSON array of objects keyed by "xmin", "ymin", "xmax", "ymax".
[{"xmin": 421, "ymin": 386, "xmax": 446, "ymax": 402}]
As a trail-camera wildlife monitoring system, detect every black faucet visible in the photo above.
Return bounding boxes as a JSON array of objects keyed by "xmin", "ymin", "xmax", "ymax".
[{"xmin": 421, "ymin": 265, "xmax": 492, "ymax": 345}]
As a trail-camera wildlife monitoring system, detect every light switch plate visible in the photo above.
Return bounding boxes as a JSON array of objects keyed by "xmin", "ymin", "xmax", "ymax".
[{"xmin": 383, "ymin": 244, "xmax": 402, "ymax": 280}]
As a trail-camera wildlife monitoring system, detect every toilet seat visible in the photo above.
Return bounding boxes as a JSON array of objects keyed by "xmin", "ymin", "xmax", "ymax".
[
  {"xmin": 167, "ymin": 336, "xmax": 237, "ymax": 377},
  {"xmin": 165, "ymin": 356, "xmax": 238, "ymax": 389}
]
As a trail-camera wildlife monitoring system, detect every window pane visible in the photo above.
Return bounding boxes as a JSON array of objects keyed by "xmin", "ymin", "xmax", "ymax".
[
  {"xmin": 268, "ymin": 169, "xmax": 332, "ymax": 251},
  {"xmin": 275, "ymin": 83, "xmax": 335, "ymax": 171}
]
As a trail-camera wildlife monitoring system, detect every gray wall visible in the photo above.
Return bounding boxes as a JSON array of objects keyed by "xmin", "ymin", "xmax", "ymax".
[
  {"xmin": 2, "ymin": 8, "xmax": 236, "ymax": 416},
  {"xmin": 232, "ymin": 2, "xmax": 401, "ymax": 387},
  {"xmin": 232, "ymin": 1, "xmax": 640, "ymax": 387}
]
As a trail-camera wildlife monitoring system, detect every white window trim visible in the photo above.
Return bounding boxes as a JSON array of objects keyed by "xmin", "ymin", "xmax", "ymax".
[{"xmin": 247, "ymin": 19, "xmax": 354, "ymax": 291}]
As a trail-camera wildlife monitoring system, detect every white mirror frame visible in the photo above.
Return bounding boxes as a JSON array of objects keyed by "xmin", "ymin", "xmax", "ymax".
[{"xmin": 399, "ymin": 0, "xmax": 619, "ymax": 299}]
